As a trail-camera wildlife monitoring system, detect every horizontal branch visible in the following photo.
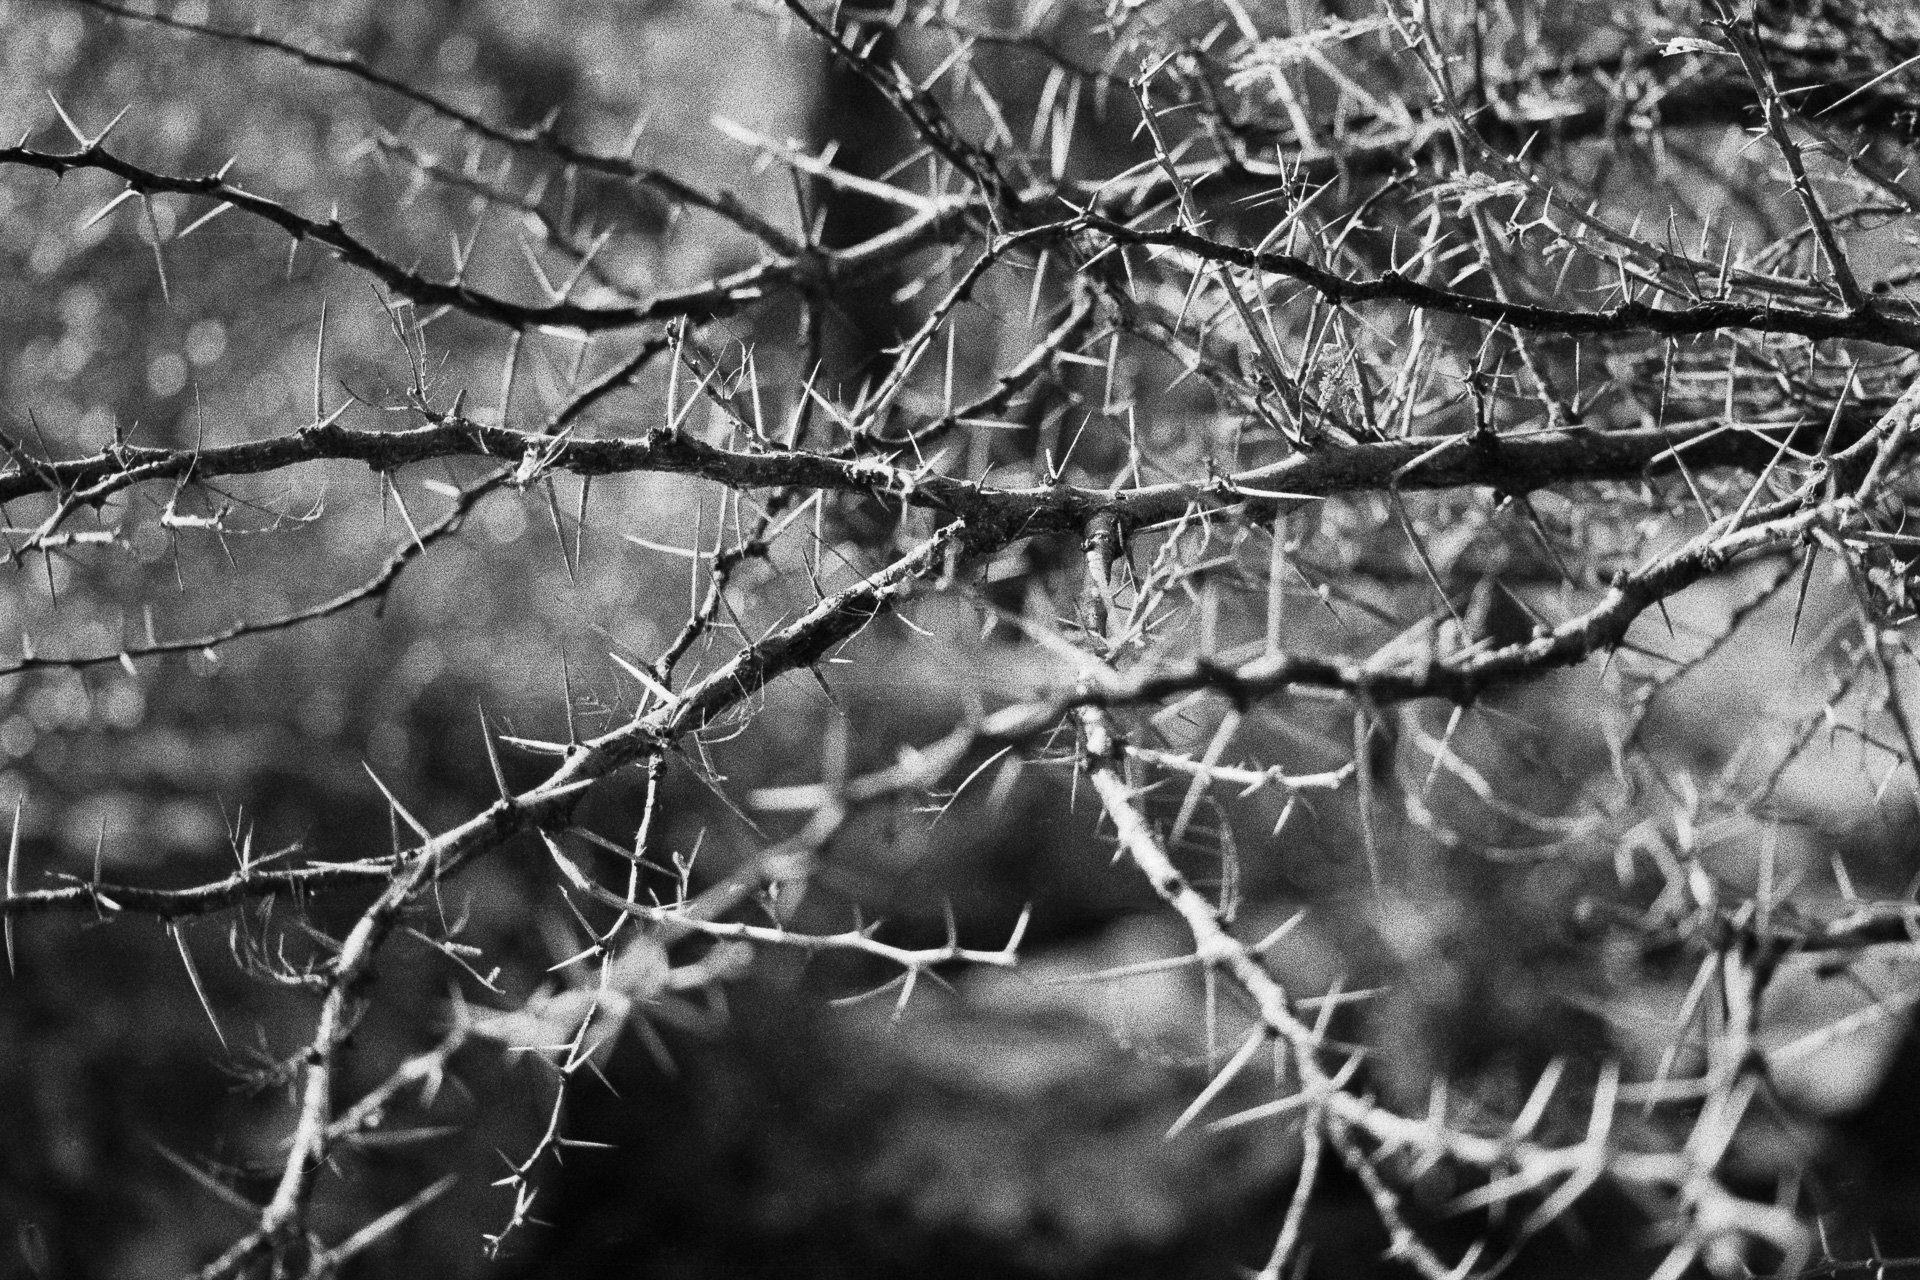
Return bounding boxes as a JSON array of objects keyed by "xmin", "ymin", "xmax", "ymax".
[
  {"xmin": 578, "ymin": 876, "xmax": 1028, "ymax": 974},
  {"xmin": 16, "ymin": 136, "xmax": 1914, "ymax": 360},
  {"xmin": 0, "ymin": 412, "xmax": 1849, "ymax": 544},
  {"xmin": 0, "ymin": 857, "xmax": 395, "ymax": 920},
  {"xmin": 1082, "ymin": 217, "xmax": 1920, "ymax": 350},
  {"xmin": 982, "ymin": 490, "xmax": 1851, "ymax": 727}
]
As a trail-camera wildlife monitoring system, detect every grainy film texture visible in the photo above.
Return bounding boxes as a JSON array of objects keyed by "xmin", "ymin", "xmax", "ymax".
[{"xmin": 4, "ymin": 2, "xmax": 1920, "ymax": 1278}]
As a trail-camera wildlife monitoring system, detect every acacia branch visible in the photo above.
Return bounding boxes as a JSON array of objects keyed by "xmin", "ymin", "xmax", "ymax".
[
  {"xmin": 0, "ymin": 412, "xmax": 1864, "ymax": 548},
  {"xmin": 1080, "ymin": 216, "xmax": 1920, "ymax": 350}
]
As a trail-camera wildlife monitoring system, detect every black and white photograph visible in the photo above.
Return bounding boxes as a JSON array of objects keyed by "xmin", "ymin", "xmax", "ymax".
[{"xmin": 4, "ymin": 2, "xmax": 1920, "ymax": 1277}]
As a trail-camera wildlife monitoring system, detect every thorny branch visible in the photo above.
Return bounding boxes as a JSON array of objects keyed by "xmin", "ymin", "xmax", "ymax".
[{"xmin": 8, "ymin": 1, "xmax": 1920, "ymax": 1277}]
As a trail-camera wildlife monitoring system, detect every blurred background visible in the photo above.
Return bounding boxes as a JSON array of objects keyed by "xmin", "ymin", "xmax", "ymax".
[{"xmin": 3, "ymin": 2, "xmax": 1920, "ymax": 1277}]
